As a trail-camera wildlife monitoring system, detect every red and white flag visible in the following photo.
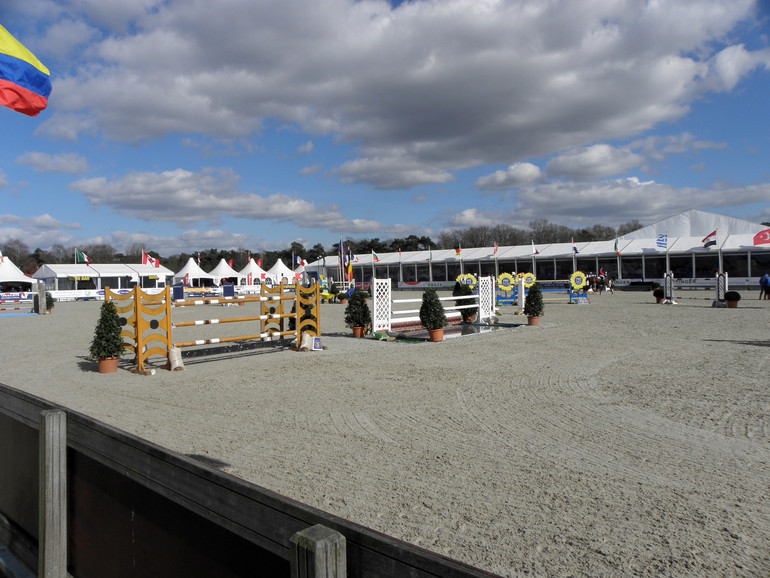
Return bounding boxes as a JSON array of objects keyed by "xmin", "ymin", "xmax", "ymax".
[
  {"xmin": 493, "ymin": 241, "xmax": 498, "ymax": 255},
  {"xmin": 184, "ymin": 273, "xmax": 190, "ymax": 287},
  {"xmin": 531, "ymin": 240, "xmax": 539, "ymax": 255},
  {"xmin": 753, "ymin": 228, "xmax": 770, "ymax": 246},
  {"xmin": 142, "ymin": 251, "xmax": 160, "ymax": 268}
]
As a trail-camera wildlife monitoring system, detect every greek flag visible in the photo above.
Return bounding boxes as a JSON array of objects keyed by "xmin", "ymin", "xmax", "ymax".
[{"xmin": 656, "ymin": 234, "xmax": 667, "ymax": 249}]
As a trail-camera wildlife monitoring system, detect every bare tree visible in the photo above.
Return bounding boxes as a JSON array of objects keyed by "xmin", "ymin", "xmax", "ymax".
[
  {"xmin": 125, "ymin": 242, "xmax": 147, "ymax": 258},
  {"xmin": 1, "ymin": 238, "xmax": 29, "ymax": 265},
  {"xmin": 49, "ymin": 244, "xmax": 69, "ymax": 263},
  {"xmin": 616, "ymin": 220, "xmax": 644, "ymax": 236},
  {"xmin": 529, "ymin": 219, "xmax": 572, "ymax": 243},
  {"xmin": 574, "ymin": 224, "xmax": 617, "ymax": 242},
  {"xmin": 490, "ymin": 224, "xmax": 531, "ymax": 246},
  {"xmin": 83, "ymin": 243, "xmax": 117, "ymax": 263}
]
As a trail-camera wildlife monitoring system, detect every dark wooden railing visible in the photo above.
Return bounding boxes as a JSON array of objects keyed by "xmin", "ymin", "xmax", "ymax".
[{"xmin": 0, "ymin": 382, "xmax": 497, "ymax": 578}]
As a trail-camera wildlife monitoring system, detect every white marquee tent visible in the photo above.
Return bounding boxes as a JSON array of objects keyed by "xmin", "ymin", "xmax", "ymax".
[
  {"xmin": 238, "ymin": 258, "xmax": 267, "ymax": 285},
  {"xmin": 0, "ymin": 257, "xmax": 38, "ymax": 288},
  {"xmin": 172, "ymin": 258, "xmax": 215, "ymax": 286},
  {"xmin": 265, "ymin": 259, "xmax": 296, "ymax": 283},
  {"xmin": 208, "ymin": 258, "xmax": 242, "ymax": 285}
]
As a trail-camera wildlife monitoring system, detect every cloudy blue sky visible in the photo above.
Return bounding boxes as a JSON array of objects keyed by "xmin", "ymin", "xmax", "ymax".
[{"xmin": 1, "ymin": 0, "xmax": 769, "ymax": 256}]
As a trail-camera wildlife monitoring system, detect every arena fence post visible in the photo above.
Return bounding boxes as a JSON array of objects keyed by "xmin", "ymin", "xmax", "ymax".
[
  {"xmin": 38, "ymin": 409, "xmax": 67, "ymax": 578},
  {"xmin": 290, "ymin": 524, "xmax": 346, "ymax": 578}
]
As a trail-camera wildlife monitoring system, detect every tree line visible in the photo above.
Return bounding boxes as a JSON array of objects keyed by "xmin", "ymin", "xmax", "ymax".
[{"xmin": 1, "ymin": 219, "xmax": 646, "ymax": 275}]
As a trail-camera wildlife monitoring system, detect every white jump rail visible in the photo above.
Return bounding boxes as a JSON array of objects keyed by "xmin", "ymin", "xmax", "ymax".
[{"xmin": 373, "ymin": 276, "xmax": 494, "ymax": 332}]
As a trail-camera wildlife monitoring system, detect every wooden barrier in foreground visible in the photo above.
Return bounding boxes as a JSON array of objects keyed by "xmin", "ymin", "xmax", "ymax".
[{"xmin": 0, "ymin": 383, "xmax": 497, "ymax": 578}]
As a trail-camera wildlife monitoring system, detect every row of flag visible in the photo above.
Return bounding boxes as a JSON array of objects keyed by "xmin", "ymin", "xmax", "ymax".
[
  {"xmin": 657, "ymin": 230, "xmax": 718, "ymax": 250},
  {"xmin": 66, "ymin": 225, "xmax": 770, "ymax": 275}
]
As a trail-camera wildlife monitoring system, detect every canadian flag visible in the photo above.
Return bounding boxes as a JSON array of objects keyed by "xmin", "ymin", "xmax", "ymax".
[{"xmin": 142, "ymin": 251, "xmax": 160, "ymax": 268}]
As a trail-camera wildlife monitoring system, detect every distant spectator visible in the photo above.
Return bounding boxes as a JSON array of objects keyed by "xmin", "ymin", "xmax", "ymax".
[{"xmin": 760, "ymin": 273, "xmax": 770, "ymax": 300}]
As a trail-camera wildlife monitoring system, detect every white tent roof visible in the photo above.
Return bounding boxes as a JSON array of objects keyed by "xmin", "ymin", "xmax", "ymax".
[
  {"xmin": 307, "ymin": 210, "xmax": 769, "ymax": 268},
  {"xmin": 33, "ymin": 264, "xmax": 96, "ymax": 279},
  {"xmin": 33, "ymin": 263, "xmax": 173, "ymax": 281},
  {"xmin": 128, "ymin": 263, "xmax": 174, "ymax": 278},
  {"xmin": 620, "ymin": 209, "xmax": 765, "ymax": 240},
  {"xmin": 173, "ymin": 257, "xmax": 215, "ymax": 284},
  {"xmin": 208, "ymin": 258, "xmax": 241, "ymax": 282},
  {"xmin": 265, "ymin": 258, "xmax": 295, "ymax": 282},
  {"xmin": 238, "ymin": 258, "xmax": 267, "ymax": 278},
  {"xmin": 0, "ymin": 257, "xmax": 37, "ymax": 285}
]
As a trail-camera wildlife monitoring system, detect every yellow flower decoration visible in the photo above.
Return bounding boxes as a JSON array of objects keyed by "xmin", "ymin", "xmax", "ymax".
[
  {"xmin": 497, "ymin": 272, "xmax": 516, "ymax": 291},
  {"xmin": 522, "ymin": 272, "xmax": 536, "ymax": 288},
  {"xmin": 455, "ymin": 273, "xmax": 477, "ymax": 289},
  {"xmin": 570, "ymin": 271, "xmax": 587, "ymax": 290}
]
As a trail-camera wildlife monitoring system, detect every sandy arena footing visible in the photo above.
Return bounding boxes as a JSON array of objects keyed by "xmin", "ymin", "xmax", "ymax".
[{"xmin": 1, "ymin": 289, "xmax": 768, "ymax": 576}]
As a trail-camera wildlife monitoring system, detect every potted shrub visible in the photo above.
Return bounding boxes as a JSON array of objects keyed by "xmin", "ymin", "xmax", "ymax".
[
  {"xmin": 524, "ymin": 282, "xmax": 544, "ymax": 326},
  {"xmin": 453, "ymin": 281, "xmax": 477, "ymax": 323},
  {"xmin": 344, "ymin": 289, "xmax": 371, "ymax": 337},
  {"xmin": 89, "ymin": 300, "xmax": 125, "ymax": 373},
  {"xmin": 724, "ymin": 290, "xmax": 741, "ymax": 308},
  {"xmin": 652, "ymin": 287, "xmax": 665, "ymax": 303},
  {"xmin": 329, "ymin": 281, "xmax": 340, "ymax": 301},
  {"xmin": 419, "ymin": 288, "xmax": 447, "ymax": 342}
]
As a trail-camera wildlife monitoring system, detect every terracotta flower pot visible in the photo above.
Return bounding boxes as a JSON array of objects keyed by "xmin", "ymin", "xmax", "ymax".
[
  {"xmin": 97, "ymin": 357, "xmax": 119, "ymax": 373},
  {"xmin": 428, "ymin": 328, "xmax": 444, "ymax": 342},
  {"xmin": 352, "ymin": 326, "xmax": 364, "ymax": 338},
  {"xmin": 726, "ymin": 300, "xmax": 738, "ymax": 308},
  {"xmin": 527, "ymin": 316, "xmax": 540, "ymax": 326}
]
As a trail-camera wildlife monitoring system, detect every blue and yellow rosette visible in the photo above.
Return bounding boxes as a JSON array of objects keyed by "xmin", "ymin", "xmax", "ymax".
[
  {"xmin": 570, "ymin": 271, "xmax": 587, "ymax": 290},
  {"xmin": 456, "ymin": 273, "xmax": 477, "ymax": 289},
  {"xmin": 520, "ymin": 272, "xmax": 536, "ymax": 288},
  {"xmin": 497, "ymin": 272, "xmax": 516, "ymax": 292}
]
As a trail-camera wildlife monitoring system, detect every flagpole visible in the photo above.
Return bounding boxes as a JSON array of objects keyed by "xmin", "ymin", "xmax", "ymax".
[
  {"xmin": 398, "ymin": 248, "xmax": 403, "ymax": 288},
  {"xmin": 530, "ymin": 240, "xmax": 535, "ymax": 274},
  {"xmin": 429, "ymin": 246, "xmax": 433, "ymax": 282}
]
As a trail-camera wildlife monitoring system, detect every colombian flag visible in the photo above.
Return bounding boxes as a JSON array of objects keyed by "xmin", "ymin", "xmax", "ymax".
[{"xmin": 0, "ymin": 24, "xmax": 51, "ymax": 116}]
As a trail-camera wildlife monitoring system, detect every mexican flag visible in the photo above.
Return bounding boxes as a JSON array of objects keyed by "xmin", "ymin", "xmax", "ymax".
[{"xmin": 76, "ymin": 249, "xmax": 91, "ymax": 264}]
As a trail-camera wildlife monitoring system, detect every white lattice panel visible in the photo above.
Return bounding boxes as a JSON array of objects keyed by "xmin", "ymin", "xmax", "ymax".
[
  {"xmin": 479, "ymin": 276, "xmax": 494, "ymax": 322},
  {"xmin": 372, "ymin": 278, "xmax": 392, "ymax": 332}
]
